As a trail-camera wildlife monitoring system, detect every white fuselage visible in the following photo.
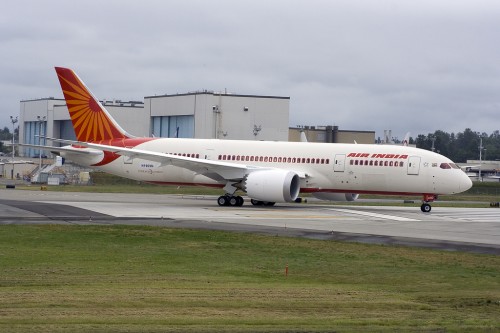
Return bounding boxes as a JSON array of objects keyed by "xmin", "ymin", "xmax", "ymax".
[{"xmin": 62, "ymin": 138, "xmax": 472, "ymax": 197}]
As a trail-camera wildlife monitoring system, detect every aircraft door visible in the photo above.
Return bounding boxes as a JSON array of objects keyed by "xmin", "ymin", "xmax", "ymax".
[
  {"xmin": 204, "ymin": 148, "xmax": 216, "ymax": 160},
  {"xmin": 333, "ymin": 154, "xmax": 346, "ymax": 172},
  {"xmin": 407, "ymin": 156, "xmax": 421, "ymax": 175}
]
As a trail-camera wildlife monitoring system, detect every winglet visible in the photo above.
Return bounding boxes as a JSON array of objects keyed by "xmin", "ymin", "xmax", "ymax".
[{"xmin": 55, "ymin": 67, "xmax": 133, "ymax": 142}]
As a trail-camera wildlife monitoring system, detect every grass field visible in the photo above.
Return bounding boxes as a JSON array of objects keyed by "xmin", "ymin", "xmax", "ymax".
[{"xmin": 0, "ymin": 225, "xmax": 499, "ymax": 332}]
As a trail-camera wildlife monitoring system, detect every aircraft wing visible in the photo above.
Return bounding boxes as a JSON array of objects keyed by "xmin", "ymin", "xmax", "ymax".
[
  {"xmin": 45, "ymin": 138, "xmax": 308, "ymax": 181},
  {"xmin": 14, "ymin": 143, "xmax": 102, "ymax": 156}
]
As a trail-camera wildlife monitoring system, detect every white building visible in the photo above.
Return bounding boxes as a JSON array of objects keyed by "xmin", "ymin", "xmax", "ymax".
[
  {"xmin": 19, "ymin": 92, "xmax": 290, "ymax": 157},
  {"xmin": 146, "ymin": 92, "xmax": 289, "ymax": 140}
]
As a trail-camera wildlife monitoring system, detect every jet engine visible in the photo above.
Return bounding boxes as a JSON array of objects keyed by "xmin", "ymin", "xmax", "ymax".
[
  {"xmin": 311, "ymin": 192, "xmax": 359, "ymax": 201},
  {"xmin": 243, "ymin": 169, "xmax": 300, "ymax": 203}
]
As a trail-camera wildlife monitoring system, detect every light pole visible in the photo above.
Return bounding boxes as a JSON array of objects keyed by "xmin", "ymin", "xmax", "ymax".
[
  {"xmin": 430, "ymin": 136, "xmax": 436, "ymax": 152},
  {"xmin": 10, "ymin": 116, "xmax": 18, "ymax": 179},
  {"xmin": 478, "ymin": 137, "xmax": 484, "ymax": 181},
  {"xmin": 37, "ymin": 115, "xmax": 46, "ymax": 177}
]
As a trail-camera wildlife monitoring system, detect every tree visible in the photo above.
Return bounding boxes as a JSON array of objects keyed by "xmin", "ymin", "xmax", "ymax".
[
  {"xmin": 414, "ymin": 128, "xmax": 500, "ymax": 163},
  {"xmin": 0, "ymin": 126, "xmax": 12, "ymax": 141}
]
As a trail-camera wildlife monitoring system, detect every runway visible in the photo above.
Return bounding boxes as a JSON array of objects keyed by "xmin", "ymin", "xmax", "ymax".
[{"xmin": 1, "ymin": 189, "xmax": 499, "ymax": 254}]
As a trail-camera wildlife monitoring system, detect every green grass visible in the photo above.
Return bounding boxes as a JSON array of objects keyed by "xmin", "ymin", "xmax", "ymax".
[{"xmin": 0, "ymin": 225, "xmax": 499, "ymax": 332}]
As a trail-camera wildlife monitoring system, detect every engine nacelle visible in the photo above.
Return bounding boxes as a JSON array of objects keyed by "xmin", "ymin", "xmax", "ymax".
[
  {"xmin": 244, "ymin": 169, "xmax": 300, "ymax": 203},
  {"xmin": 312, "ymin": 192, "xmax": 359, "ymax": 202}
]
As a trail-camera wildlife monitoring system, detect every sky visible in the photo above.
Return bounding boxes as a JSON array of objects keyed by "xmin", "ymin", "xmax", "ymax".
[{"xmin": 1, "ymin": 0, "xmax": 500, "ymax": 141}]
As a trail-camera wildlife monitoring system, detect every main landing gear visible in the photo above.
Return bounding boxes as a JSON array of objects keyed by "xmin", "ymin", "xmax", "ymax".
[
  {"xmin": 420, "ymin": 194, "xmax": 437, "ymax": 213},
  {"xmin": 216, "ymin": 195, "xmax": 276, "ymax": 207},
  {"xmin": 217, "ymin": 195, "xmax": 244, "ymax": 207}
]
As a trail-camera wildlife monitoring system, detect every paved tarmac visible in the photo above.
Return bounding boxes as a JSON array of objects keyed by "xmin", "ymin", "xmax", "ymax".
[{"xmin": 1, "ymin": 189, "xmax": 499, "ymax": 254}]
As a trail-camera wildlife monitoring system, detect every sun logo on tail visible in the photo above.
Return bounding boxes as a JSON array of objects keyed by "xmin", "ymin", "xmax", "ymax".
[{"xmin": 55, "ymin": 67, "xmax": 130, "ymax": 142}]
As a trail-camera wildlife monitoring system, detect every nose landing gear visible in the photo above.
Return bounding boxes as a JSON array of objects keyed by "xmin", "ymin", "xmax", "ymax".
[
  {"xmin": 421, "ymin": 194, "xmax": 437, "ymax": 213},
  {"xmin": 420, "ymin": 202, "xmax": 432, "ymax": 212}
]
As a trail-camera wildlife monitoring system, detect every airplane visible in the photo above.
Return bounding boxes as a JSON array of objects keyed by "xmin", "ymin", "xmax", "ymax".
[{"xmin": 18, "ymin": 67, "xmax": 473, "ymax": 213}]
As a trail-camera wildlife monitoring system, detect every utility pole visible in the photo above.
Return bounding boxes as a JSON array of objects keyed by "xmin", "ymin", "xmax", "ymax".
[
  {"xmin": 37, "ymin": 115, "xmax": 46, "ymax": 179},
  {"xmin": 10, "ymin": 116, "xmax": 18, "ymax": 179},
  {"xmin": 478, "ymin": 137, "xmax": 483, "ymax": 181}
]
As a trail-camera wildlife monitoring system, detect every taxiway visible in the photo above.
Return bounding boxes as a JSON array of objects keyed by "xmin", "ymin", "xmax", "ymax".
[{"xmin": 1, "ymin": 189, "xmax": 499, "ymax": 254}]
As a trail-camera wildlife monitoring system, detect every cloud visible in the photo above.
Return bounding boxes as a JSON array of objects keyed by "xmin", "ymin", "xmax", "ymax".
[{"xmin": 1, "ymin": 0, "xmax": 500, "ymax": 140}]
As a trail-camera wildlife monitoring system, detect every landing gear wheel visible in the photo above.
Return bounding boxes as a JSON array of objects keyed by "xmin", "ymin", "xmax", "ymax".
[
  {"xmin": 219, "ymin": 195, "xmax": 244, "ymax": 207},
  {"xmin": 250, "ymin": 199, "xmax": 275, "ymax": 206},
  {"xmin": 251, "ymin": 199, "xmax": 263, "ymax": 206},
  {"xmin": 229, "ymin": 196, "xmax": 238, "ymax": 206},
  {"xmin": 421, "ymin": 203, "xmax": 432, "ymax": 213},
  {"xmin": 217, "ymin": 196, "xmax": 229, "ymax": 206}
]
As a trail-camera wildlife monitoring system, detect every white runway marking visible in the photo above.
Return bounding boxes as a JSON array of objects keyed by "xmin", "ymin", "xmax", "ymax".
[
  {"xmin": 431, "ymin": 210, "xmax": 500, "ymax": 223},
  {"xmin": 327, "ymin": 208, "xmax": 420, "ymax": 222}
]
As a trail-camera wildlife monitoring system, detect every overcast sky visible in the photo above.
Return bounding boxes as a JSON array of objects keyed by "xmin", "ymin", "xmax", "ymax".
[{"xmin": 1, "ymin": 0, "xmax": 499, "ymax": 141}]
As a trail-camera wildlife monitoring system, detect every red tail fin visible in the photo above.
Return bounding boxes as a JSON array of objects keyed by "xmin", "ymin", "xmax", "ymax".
[{"xmin": 55, "ymin": 67, "xmax": 132, "ymax": 142}]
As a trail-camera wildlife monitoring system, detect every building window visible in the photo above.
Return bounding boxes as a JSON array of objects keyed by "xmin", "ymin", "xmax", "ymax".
[{"xmin": 151, "ymin": 115, "xmax": 194, "ymax": 138}]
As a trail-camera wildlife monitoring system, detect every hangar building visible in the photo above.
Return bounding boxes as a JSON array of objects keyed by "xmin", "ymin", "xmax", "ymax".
[{"xmin": 19, "ymin": 91, "xmax": 290, "ymax": 157}]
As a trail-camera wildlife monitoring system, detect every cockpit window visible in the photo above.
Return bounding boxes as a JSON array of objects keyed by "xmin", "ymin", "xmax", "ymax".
[
  {"xmin": 440, "ymin": 163, "xmax": 451, "ymax": 169},
  {"xmin": 449, "ymin": 163, "xmax": 460, "ymax": 169}
]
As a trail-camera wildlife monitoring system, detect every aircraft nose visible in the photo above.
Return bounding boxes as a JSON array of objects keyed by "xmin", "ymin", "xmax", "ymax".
[{"xmin": 459, "ymin": 173, "xmax": 473, "ymax": 192}]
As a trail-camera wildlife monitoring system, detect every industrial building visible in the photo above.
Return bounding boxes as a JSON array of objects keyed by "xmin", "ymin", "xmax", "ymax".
[
  {"xmin": 19, "ymin": 91, "xmax": 290, "ymax": 157},
  {"xmin": 17, "ymin": 89, "xmax": 377, "ymax": 162},
  {"xmin": 145, "ymin": 91, "xmax": 290, "ymax": 141},
  {"xmin": 289, "ymin": 125, "xmax": 375, "ymax": 144}
]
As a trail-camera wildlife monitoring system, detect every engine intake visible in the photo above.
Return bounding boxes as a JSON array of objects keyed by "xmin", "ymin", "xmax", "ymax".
[{"xmin": 244, "ymin": 169, "xmax": 300, "ymax": 203}]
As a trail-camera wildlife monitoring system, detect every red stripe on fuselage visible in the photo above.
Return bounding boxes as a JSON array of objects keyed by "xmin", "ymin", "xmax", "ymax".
[{"xmin": 91, "ymin": 137, "xmax": 157, "ymax": 166}]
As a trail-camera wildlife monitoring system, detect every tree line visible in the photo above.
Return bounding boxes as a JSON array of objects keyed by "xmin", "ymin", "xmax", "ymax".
[{"xmin": 413, "ymin": 128, "xmax": 500, "ymax": 163}]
